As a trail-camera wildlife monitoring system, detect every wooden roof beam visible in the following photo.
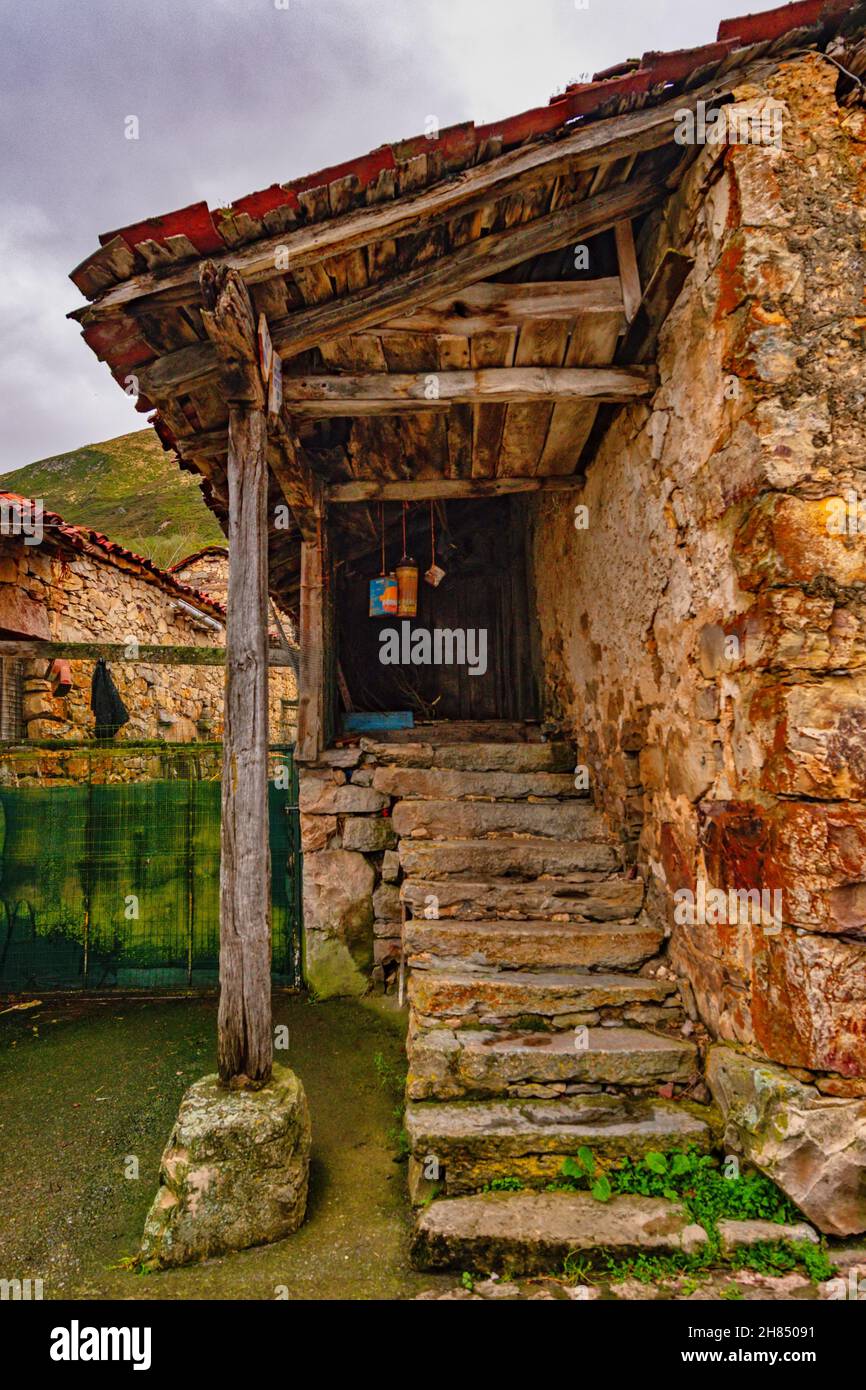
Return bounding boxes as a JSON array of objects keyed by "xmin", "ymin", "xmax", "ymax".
[
  {"xmin": 282, "ymin": 365, "xmax": 655, "ymax": 416},
  {"xmin": 327, "ymin": 476, "xmax": 586, "ymax": 502},
  {"xmin": 380, "ymin": 278, "xmax": 624, "ymax": 335}
]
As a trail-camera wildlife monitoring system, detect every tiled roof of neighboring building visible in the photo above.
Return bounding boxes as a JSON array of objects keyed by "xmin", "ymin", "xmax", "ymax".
[{"xmin": 0, "ymin": 492, "xmax": 227, "ymax": 620}]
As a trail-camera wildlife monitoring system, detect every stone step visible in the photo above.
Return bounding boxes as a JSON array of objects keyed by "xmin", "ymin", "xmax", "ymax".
[
  {"xmin": 405, "ymin": 1094, "xmax": 715, "ymax": 1200},
  {"xmin": 398, "ymin": 836, "xmax": 620, "ymax": 878},
  {"xmin": 408, "ymin": 968, "xmax": 678, "ymax": 1030},
  {"xmin": 407, "ymin": 1027, "xmax": 698, "ymax": 1101},
  {"xmin": 372, "ymin": 766, "xmax": 581, "ymax": 801},
  {"xmin": 404, "ymin": 918, "xmax": 663, "ymax": 972},
  {"xmin": 411, "ymin": 1191, "xmax": 707, "ymax": 1273},
  {"xmin": 401, "ymin": 875, "xmax": 644, "ymax": 922},
  {"xmin": 362, "ymin": 740, "xmax": 574, "ymax": 772},
  {"xmin": 391, "ymin": 798, "xmax": 606, "ymax": 842},
  {"xmin": 367, "ymin": 720, "xmax": 545, "ymax": 745}
]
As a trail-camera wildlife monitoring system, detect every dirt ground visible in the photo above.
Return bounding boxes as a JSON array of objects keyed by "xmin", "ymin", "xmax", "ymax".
[{"xmin": 0, "ymin": 991, "xmax": 448, "ymax": 1300}]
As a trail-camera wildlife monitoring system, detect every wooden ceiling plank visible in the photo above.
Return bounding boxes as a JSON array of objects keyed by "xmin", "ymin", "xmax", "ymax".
[
  {"xmin": 470, "ymin": 326, "xmax": 517, "ymax": 479},
  {"xmin": 496, "ymin": 317, "xmax": 571, "ymax": 478},
  {"xmin": 535, "ymin": 308, "xmax": 623, "ymax": 475}
]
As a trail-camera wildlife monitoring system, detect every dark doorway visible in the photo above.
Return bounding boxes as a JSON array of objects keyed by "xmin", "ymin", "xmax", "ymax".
[{"xmin": 335, "ymin": 496, "xmax": 540, "ymax": 722}]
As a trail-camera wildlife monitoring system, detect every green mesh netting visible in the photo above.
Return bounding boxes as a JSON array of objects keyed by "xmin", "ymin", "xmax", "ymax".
[{"xmin": 0, "ymin": 747, "xmax": 300, "ymax": 992}]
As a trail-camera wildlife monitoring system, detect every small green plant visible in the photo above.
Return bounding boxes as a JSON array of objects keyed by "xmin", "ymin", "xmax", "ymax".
[
  {"xmin": 461, "ymin": 1271, "xmax": 474, "ymax": 1292},
  {"xmin": 721, "ymin": 1282, "xmax": 744, "ymax": 1301},
  {"xmin": 555, "ymin": 1145, "xmax": 833, "ymax": 1289},
  {"xmin": 484, "ymin": 1175, "xmax": 524, "ymax": 1192}
]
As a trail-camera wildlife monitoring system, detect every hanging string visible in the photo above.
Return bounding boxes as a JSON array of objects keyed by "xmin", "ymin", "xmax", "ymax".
[
  {"xmin": 380, "ymin": 502, "xmax": 385, "ymax": 576},
  {"xmin": 429, "ymin": 498, "xmax": 436, "ymax": 566},
  {"xmin": 402, "ymin": 499, "xmax": 408, "ymax": 557}
]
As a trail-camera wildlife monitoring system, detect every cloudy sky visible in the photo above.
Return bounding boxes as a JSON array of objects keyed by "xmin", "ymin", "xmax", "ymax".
[{"xmin": 0, "ymin": 0, "xmax": 763, "ymax": 473}]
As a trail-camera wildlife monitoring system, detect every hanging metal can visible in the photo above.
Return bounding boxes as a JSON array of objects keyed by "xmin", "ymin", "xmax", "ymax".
[
  {"xmin": 395, "ymin": 556, "xmax": 419, "ymax": 617},
  {"xmin": 369, "ymin": 572, "xmax": 398, "ymax": 617}
]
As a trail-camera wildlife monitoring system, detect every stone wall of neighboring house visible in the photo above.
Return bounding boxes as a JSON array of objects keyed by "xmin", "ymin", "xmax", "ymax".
[
  {"xmin": 529, "ymin": 56, "xmax": 866, "ymax": 1093},
  {"xmin": 169, "ymin": 547, "xmax": 230, "ymax": 608},
  {"xmin": 171, "ymin": 546, "xmax": 299, "ymax": 744},
  {"xmin": 0, "ymin": 537, "xmax": 297, "ymax": 744}
]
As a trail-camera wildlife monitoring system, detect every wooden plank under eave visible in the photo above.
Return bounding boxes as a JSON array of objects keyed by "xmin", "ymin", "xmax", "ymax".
[{"xmin": 469, "ymin": 325, "xmax": 516, "ymax": 479}]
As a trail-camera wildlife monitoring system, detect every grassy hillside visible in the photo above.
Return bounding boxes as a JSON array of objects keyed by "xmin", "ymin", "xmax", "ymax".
[{"xmin": 1, "ymin": 429, "xmax": 224, "ymax": 570}]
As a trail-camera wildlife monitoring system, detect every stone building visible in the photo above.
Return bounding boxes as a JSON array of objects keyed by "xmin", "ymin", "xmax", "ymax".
[
  {"xmin": 0, "ymin": 496, "xmax": 296, "ymax": 743},
  {"xmin": 69, "ymin": 0, "xmax": 866, "ymax": 1248}
]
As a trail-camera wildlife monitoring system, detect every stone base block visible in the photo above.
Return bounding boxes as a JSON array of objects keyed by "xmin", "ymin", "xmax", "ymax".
[{"xmin": 140, "ymin": 1065, "xmax": 311, "ymax": 1269}]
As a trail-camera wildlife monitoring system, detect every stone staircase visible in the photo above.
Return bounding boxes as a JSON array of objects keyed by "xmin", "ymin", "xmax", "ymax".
[{"xmin": 374, "ymin": 722, "xmax": 714, "ymax": 1272}]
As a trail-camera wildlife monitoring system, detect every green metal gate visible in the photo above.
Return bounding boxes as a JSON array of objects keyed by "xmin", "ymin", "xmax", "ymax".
[{"xmin": 0, "ymin": 742, "xmax": 301, "ymax": 992}]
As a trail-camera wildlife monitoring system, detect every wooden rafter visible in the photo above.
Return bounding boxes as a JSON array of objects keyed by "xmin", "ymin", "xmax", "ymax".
[
  {"xmin": 282, "ymin": 366, "xmax": 655, "ymax": 416},
  {"xmin": 614, "ymin": 219, "xmax": 642, "ymax": 324}
]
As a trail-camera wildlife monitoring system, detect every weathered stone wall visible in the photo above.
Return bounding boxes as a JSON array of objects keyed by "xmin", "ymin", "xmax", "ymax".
[
  {"xmin": 530, "ymin": 57, "xmax": 866, "ymax": 1088},
  {"xmin": 298, "ymin": 746, "xmax": 402, "ymax": 998},
  {"xmin": 1, "ymin": 540, "xmax": 296, "ymax": 743}
]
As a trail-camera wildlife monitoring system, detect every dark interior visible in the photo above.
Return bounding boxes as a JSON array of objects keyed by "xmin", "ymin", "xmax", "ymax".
[{"xmin": 334, "ymin": 496, "xmax": 540, "ymax": 723}]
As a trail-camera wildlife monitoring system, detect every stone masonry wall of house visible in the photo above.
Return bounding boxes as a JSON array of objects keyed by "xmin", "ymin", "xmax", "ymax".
[
  {"xmin": 530, "ymin": 57, "xmax": 866, "ymax": 1109},
  {"xmin": 1, "ymin": 540, "xmax": 296, "ymax": 743}
]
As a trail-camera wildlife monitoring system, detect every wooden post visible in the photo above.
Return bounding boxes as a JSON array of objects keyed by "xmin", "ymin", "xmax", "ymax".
[
  {"xmin": 218, "ymin": 404, "xmax": 273, "ymax": 1085},
  {"xmin": 296, "ymin": 499, "xmax": 326, "ymax": 762},
  {"xmin": 199, "ymin": 262, "xmax": 273, "ymax": 1087}
]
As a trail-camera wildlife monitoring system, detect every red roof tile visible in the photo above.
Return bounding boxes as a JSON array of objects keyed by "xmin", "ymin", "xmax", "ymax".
[{"xmin": 69, "ymin": 0, "xmax": 861, "ymax": 302}]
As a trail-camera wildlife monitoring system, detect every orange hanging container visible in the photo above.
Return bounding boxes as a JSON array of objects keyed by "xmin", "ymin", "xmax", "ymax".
[{"xmin": 395, "ymin": 556, "xmax": 418, "ymax": 617}]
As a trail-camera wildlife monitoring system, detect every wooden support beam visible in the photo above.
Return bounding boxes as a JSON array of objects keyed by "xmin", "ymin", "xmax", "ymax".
[
  {"xmin": 199, "ymin": 262, "xmax": 265, "ymax": 407},
  {"xmin": 218, "ymin": 403, "xmax": 272, "ymax": 1085},
  {"xmin": 614, "ymin": 220, "xmax": 642, "ymax": 324},
  {"xmin": 268, "ymin": 414, "xmax": 324, "ymax": 542},
  {"xmin": 616, "ymin": 248, "xmax": 695, "ymax": 364},
  {"xmin": 282, "ymin": 365, "xmax": 655, "ymax": 416},
  {"xmin": 326, "ymin": 476, "xmax": 585, "ymax": 502},
  {"xmin": 0, "ymin": 639, "xmax": 296, "ymax": 667},
  {"xmin": 296, "ymin": 500, "xmax": 327, "ymax": 763},
  {"xmin": 380, "ymin": 279, "xmax": 624, "ymax": 335},
  {"xmin": 135, "ymin": 176, "xmax": 663, "ymax": 397}
]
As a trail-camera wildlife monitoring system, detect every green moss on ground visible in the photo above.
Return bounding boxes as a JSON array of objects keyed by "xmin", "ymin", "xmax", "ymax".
[{"xmin": 0, "ymin": 992, "xmax": 443, "ymax": 1300}]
